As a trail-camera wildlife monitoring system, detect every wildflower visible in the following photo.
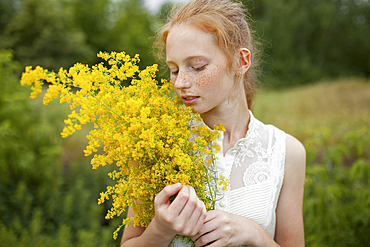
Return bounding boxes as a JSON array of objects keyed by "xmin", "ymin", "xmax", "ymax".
[{"xmin": 20, "ymin": 51, "xmax": 227, "ymax": 239}]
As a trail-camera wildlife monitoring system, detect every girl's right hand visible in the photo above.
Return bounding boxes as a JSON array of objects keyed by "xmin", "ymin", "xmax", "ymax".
[{"xmin": 152, "ymin": 183, "xmax": 207, "ymax": 238}]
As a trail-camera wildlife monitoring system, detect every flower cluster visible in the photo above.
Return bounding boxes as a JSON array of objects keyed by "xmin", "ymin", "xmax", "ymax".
[{"xmin": 20, "ymin": 51, "xmax": 225, "ymax": 240}]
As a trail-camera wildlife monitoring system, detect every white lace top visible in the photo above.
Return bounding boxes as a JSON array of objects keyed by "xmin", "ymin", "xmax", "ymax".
[{"xmin": 171, "ymin": 111, "xmax": 286, "ymax": 246}]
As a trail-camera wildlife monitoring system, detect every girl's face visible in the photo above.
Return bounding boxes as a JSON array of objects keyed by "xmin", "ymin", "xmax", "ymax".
[{"xmin": 166, "ymin": 23, "xmax": 238, "ymax": 115}]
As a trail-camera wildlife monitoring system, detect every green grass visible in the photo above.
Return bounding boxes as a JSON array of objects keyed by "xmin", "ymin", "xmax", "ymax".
[
  {"xmin": 37, "ymin": 77, "xmax": 370, "ymax": 164},
  {"xmin": 253, "ymin": 78, "xmax": 370, "ymax": 246},
  {"xmin": 50, "ymin": 77, "xmax": 370, "ymax": 162},
  {"xmin": 253, "ymin": 77, "xmax": 370, "ymax": 144},
  {"xmin": 13, "ymin": 75, "xmax": 370, "ymax": 246}
]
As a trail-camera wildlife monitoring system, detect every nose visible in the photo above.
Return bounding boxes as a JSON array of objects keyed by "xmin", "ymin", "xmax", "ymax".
[{"xmin": 172, "ymin": 70, "xmax": 191, "ymax": 90}]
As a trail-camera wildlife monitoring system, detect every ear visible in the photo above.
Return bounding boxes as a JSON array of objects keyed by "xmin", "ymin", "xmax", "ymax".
[{"xmin": 238, "ymin": 48, "xmax": 251, "ymax": 75}]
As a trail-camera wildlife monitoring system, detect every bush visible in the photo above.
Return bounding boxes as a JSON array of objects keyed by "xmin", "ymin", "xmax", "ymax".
[
  {"xmin": 1, "ymin": 49, "xmax": 369, "ymax": 246},
  {"xmin": 0, "ymin": 49, "xmax": 123, "ymax": 246},
  {"xmin": 304, "ymin": 127, "xmax": 370, "ymax": 246}
]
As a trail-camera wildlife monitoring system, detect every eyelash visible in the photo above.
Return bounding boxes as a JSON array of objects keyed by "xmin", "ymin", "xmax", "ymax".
[
  {"xmin": 193, "ymin": 65, "xmax": 207, "ymax": 71},
  {"xmin": 171, "ymin": 65, "xmax": 207, "ymax": 76}
]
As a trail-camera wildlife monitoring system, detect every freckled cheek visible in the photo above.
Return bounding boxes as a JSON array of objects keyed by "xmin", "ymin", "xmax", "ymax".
[{"xmin": 195, "ymin": 73, "xmax": 225, "ymax": 96}]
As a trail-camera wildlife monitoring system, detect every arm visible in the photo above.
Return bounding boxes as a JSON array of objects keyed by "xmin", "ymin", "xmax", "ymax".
[
  {"xmin": 191, "ymin": 134, "xmax": 306, "ymax": 247},
  {"xmin": 274, "ymin": 134, "xmax": 306, "ymax": 246},
  {"xmin": 121, "ymin": 183, "xmax": 207, "ymax": 247}
]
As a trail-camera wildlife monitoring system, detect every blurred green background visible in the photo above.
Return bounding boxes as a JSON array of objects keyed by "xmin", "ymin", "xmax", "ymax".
[{"xmin": 0, "ymin": 0, "xmax": 369, "ymax": 246}]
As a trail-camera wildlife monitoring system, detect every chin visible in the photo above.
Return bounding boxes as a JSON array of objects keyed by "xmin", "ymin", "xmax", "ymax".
[
  {"xmin": 186, "ymin": 104, "xmax": 211, "ymax": 115},
  {"xmin": 191, "ymin": 108, "xmax": 208, "ymax": 115},
  {"xmin": 190, "ymin": 107, "xmax": 199, "ymax": 113}
]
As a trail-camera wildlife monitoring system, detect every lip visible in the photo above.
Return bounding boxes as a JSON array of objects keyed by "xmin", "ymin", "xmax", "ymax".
[{"xmin": 182, "ymin": 95, "xmax": 199, "ymax": 105}]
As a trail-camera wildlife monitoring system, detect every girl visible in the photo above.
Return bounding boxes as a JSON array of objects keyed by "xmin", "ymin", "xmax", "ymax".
[{"xmin": 121, "ymin": 0, "xmax": 306, "ymax": 246}]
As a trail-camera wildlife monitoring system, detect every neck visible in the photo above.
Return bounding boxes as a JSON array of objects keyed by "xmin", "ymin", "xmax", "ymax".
[{"xmin": 200, "ymin": 95, "xmax": 250, "ymax": 155}]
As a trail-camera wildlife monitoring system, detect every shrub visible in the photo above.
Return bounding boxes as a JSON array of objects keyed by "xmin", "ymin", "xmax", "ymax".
[
  {"xmin": 0, "ymin": 50, "xmax": 122, "ymax": 246},
  {"xmin": 304, "ymin": 127, "xmax": 370, "ymax": 246},
  {"xmin": 1, "ymin": 49, "xmax": 369, "ymax": 246}
]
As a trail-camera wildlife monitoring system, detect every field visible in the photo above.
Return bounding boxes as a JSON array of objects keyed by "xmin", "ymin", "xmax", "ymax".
[
  {"xmin": 1, "ymin": 73, "xmax": 369, "ymax": 246},
  {"xmin": 253, "ymin": 78, "xmax": 370, "ymax": 246},
  {"xmin": 59, "ymin": 77, "xmax": 370, "ymax": 166},
  {"xmin": 253, "ymin": 77, "xmax": 370, "ymax": 143}
]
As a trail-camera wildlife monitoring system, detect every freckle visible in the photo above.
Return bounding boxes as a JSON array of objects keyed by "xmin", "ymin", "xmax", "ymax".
[{"xmin": 196, "ymin": 67, "xmax": 221, "ymax": 92}]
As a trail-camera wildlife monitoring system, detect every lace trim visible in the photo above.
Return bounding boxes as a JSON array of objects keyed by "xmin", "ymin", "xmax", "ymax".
[
  {"xmin": 262, "ymin": 128, "xmax": 286, "ymax": 229},
  {"xmin": 191, "ymin": 111, "xmax": 286, "ymax": 237},
  {"xmin": 243, "ymin": 160, "xmax": 271, "ymax": 186},
  {"xmin": 225, "ymin": 110, "xmax": 257, "ymax": 182}
]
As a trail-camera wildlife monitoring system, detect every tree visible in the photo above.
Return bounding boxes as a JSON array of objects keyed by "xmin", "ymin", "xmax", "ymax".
[
  {"xmin": 242, "ymin": 0, "xmax": 370, "ymax": 87},
  {"xmin": 104, "ymin": 0, "xmax": 157, "ymax": 69},
  {"xmin": 0, "ymin": 49, "xmax": 123, "ymax": 246},
  {"xmin": 0, "ymin": 0, "xmax": 93, "ymax": 71},
  {"xmin": 0, "ymin": 0, "xmax": 21, "ymax": 34},
  {"xmin": 62, "ymin": 0, "xmax": 156, "ymax": 66}
]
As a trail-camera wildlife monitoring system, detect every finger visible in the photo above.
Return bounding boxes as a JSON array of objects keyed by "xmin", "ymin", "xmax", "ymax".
[
  {"xmin": 154, "ymin": 183, "xmax": 182, "ymax": 207},
  {"xmin": 168, "ymin": 185, "xmax": 191, "ymax": 215},
  {"xmin": 190, "ymin": 199, "xmax": 207, "ymax": 235},
  {"xmin": 194, "ymin": 230, "xmax": 220, "ymax": 247},
  {"xmin": 204, "ymin": 209, "xmax": 219, "ymax": 223},
  {"xmin": 176, "ymin": 185, "xmax": 199, "ymax": 218},
  {"xmin": 173, "ymin": 186, "xmax": 204, "ymax": 236},
  {"xmin": 192, "ymin": 210, "xmax": 218, "ymax": 242},
  {"xmin": 187, "ymin": 196, "xmax": 205, "ymax": 229}
]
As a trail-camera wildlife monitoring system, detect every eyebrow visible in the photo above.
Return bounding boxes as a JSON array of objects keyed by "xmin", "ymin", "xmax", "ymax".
[{"xmin": 166, "ymin": 55, "xmax": 208, "ymax": 65}]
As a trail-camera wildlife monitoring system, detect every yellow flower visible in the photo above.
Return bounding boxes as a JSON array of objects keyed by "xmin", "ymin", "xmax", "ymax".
[{"xmin": 20, "ymin": 51, "xmax": 227, "ymax": 240}]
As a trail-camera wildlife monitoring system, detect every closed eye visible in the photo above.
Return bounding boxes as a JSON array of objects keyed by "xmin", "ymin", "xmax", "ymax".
[
  {"xmin": 193, "ymin": 64, "xmax": 207, "ymax": 72},
  {"xmin": 171, "ymin": 70, "xmax": 179, "ymax": 76}
]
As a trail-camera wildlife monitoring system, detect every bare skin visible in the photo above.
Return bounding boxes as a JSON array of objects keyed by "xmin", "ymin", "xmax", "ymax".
[
  {"xmin": 121, "ymin": 23, "xmax": 306, "ymax": 247},
  {"xmin": 121, "ymin": 184, "xmax": 207, "ymax": 247},
  {"xmin": 190, "ymin": 134, "xmax": 305, "ymax": 247}
]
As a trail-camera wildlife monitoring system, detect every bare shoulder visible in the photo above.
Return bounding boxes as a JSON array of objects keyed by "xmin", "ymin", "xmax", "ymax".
[
  {"xmin": 285, "ymin": 134, "xmax": 306, "ymax": 168},
  {"xmin": 274, "ymin": 134, "xmax": 306, "ymax": 246},
  {"xmin": 283, "ymin": 133, "xmax": 306, "ymax": 192}
]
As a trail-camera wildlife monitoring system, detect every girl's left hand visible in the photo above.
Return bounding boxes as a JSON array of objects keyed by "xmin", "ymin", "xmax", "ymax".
[{"xmin": 191, "ymin": 210, "xmax": 260, "ymax": 247}]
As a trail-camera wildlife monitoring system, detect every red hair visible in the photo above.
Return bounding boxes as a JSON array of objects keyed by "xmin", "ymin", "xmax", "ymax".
[{"xmin": 155, "ymin": 0, "xmax": 260, "ymax": 108}]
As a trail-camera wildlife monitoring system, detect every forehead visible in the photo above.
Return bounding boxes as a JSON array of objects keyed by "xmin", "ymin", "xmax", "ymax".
[{"xmin": 166, "ymin": 23, "xmax": 222, "ymax": 63}]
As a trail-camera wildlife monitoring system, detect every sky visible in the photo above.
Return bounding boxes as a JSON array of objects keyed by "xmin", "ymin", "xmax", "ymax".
[{"xmin": 142, "ymin": 0, "xmax": 191, "ymax": 14}]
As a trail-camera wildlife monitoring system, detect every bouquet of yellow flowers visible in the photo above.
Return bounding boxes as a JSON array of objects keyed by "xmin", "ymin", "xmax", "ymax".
[{"xmin": 20, "ymin": 51, "xmax": 226, "ymax": 239}]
